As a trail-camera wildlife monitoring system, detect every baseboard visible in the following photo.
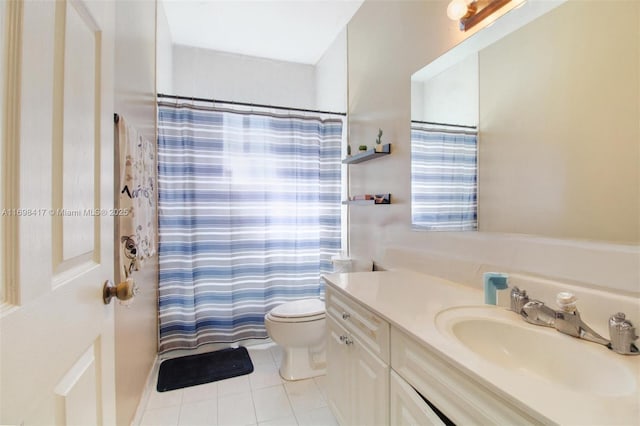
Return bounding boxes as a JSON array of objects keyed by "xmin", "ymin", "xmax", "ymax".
[{"xmin": 130, "ymin": 355, "xmax": 160, "ymax": 426}]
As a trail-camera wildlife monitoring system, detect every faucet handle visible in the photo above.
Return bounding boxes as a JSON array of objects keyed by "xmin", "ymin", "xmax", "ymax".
[
  {"xmin": 510, "ymin": 287, "xmax": 529, "ymax": 313},
  {"xmin": 556, "ymin": 292, "xmax": 577, "ymax": 313},
  {"xmin": 608, "ymin": 312, "xmax": 640, "ymax": 355},
  {"xmin": 521, "ymin": 300, "xmax": 556, "ymax": 327}
]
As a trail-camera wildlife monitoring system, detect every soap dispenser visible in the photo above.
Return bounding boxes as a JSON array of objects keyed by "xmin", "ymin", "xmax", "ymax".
[{"xmin": 483, "ymin": 272, "xmax": 508, "ymax": 305}]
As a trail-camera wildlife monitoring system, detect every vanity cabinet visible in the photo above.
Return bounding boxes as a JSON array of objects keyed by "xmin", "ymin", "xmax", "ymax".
[
  {"xmin": 326, "ymin": 287, "xmax": 390, "ymax": 425},
  {"xmin": 390, "ymin": 370, "xmax": 446, "ymax": 426},
  {"xmin": 391, "ymin": 327, "xmax": 540, "ymax": 425},
  {"xmin": 323, "ymin": 270, "xmax": 639, "ymax": 425},
  {"xmin": 325, "ymin": 281, "xmax": 542, "ymax": 426}
]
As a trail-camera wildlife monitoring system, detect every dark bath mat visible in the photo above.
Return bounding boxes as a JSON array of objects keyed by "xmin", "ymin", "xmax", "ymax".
[{"xmin": 157, "ymin": 346, "xmax": 254, "ymax": 392}]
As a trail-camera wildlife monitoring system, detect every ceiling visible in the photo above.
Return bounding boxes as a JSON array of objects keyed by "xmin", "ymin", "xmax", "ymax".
[{"xmin": 161, "ymin": 0, "xmax": 365, "ymax": 65}]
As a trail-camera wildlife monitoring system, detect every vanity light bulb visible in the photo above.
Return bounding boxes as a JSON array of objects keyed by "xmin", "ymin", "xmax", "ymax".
[{"xmin": 447, "ymin": 0, "xmax": 470, "ymax": 20}]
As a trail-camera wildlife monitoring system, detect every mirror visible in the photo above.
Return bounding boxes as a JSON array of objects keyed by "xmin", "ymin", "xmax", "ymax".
[
  {"xmin": 410, "ymin": 0, "xmax": 639, "ymax": 243},
  {"xmin": 411, "ymin": 53, "xmax": 479, "ymax": 231}
]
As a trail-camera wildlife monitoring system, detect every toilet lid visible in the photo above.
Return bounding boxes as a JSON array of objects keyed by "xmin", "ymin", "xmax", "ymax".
[{"xmin": 269, "ymin": 299, "xmax": 325, "ymax": 319}]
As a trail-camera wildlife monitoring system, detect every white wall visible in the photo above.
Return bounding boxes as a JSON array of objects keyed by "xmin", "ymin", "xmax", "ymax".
[
  {"xmin": 167, "ymin": 26, "xmax": 346, "ymax": 112},
  {"xmin": 172, "ymin": 45, "xmax": 316, "ymax": 109},
  {"xmin": 345, "ymin": 0, "xmax": 639, "ymax": 295},
  {"xmin": 0, "ymin": 2, "xmax": 4, "ymax": 150},
  {"xmin": 0, "ymin": 0, "xmax": 5, "ymax": 304},
  {"xmin": 156, "ymin": 0, "xmax": 173, "ymax": 94},
  {"xmin": 315, "ymin": 28, "xmax": 347, "ymax": 113},
  {"xmin": 410, "ymin": 81, "xmax": 424, "ymax": 122},
  {"xmin": 414, "ymin": 53, "xmax": 478, "ymax": 126},
  {"xmin": 314, "ymin": 28, "xmax": 348, "ymax": 253},
  {"xmin": 114, "ymin": 1, "xmax": 158, "ymax": 424}
]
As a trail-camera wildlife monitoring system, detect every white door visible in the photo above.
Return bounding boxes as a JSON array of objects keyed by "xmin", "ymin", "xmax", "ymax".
[{"xmin": 0, "ymin": 0, "xmax": 116, "ymax": 424}]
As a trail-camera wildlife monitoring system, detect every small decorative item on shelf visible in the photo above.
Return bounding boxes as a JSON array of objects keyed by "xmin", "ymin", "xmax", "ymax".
[
  {"xmin": 343, "ymin": 193, "xmax": 391, "ymax": 205},
  {"xmin": 347, "ymin": 144, "xmax": 352, "ymax": 156},
  {"xmin": 374, "ymin": 193, "xmax": 391, "ymax": 204},
  {"xmin": 352, "ymin": 194, "xmax": 374, "ymax": 201},
  {"xmin": 375, "ymin": 129, "xmax": 384, "ymax": 153},
  {"xmin": 358, "ymin": 145, "xmax": 367, "ymax": 152}
]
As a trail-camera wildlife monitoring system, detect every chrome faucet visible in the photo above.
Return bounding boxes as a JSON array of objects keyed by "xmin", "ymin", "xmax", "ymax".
[
  {"xmin": 552, "ymin": 292, "xmax": 610, "ymax": 346},
  {"xmin": 511, "ymin": 287, "xmax": 556, "ymax": 327},
  {"xmin": 608, "ymin": 312, "xmax": 640, "ymax": 355},
  {"xmin": 509, "ymin": 288, "xmax": 639, "ymax": 355},
  {"xmin": 521, "ymin": 299, "xmax": 557, "ymax": 328},
  {"xmin": 509, "ymin": 287, "xmax": 529, "ymax": 314}
]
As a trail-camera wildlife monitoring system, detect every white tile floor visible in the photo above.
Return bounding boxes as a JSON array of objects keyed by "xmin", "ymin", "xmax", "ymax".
[{"xmin": 137, "ymin": 342, "xmax": 338, "ymax": 426}]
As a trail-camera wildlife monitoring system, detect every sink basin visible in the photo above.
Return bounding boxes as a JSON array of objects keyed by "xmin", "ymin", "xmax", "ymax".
[{"xmin": 435, "ymin": 306, "xmax": 637, "ymax": 397}]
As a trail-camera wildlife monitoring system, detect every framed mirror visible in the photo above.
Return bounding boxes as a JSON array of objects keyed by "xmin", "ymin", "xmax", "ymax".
[{"xmin": 410, "ymin": 0, "xmax": 639, "ymax": 243}]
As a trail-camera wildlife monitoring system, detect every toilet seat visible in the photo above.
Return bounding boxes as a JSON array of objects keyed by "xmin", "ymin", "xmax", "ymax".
[{"xmin": 267, "ymin": 299, "xmax": 325, "ymax": 323}]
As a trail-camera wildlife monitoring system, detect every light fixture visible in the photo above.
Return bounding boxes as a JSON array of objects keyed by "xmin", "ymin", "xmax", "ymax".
[
  {"xmin": 447, "ymin": 0, "xmax": 476, "ymax": 21},
  {"xmin": 447, "ymin": 0, "xmax": 514, "ymax": 31}
]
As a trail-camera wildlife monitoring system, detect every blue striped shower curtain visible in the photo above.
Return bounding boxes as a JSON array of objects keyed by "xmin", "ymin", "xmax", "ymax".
[
  {"xmin": 157, "ymin": 102, "xmax": 343, "ymax": 352},
  {"xmin": 411, "ymin": 126, "xmax": 477, "ymax": 231}
]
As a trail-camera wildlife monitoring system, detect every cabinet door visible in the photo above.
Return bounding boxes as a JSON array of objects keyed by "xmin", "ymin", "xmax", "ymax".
[
  {"xmin": 390, "ymin": 370, "xmax": 446, "ymax": 426},
  {"xmin": 352, "ymin": 336, "xmax": 390, "ymax": 426},
  {"xmin": 327, "ymin": 316, "xmax": 351, "ymax": 426}
]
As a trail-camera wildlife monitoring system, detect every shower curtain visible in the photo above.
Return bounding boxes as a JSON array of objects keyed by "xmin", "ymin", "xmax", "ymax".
[
  {"xmin": 157, "ymin": 101, "xmax": 343, "ymax": 352},
  {"xmin": 411, "ymin": 126, "xmax": 477, "ymax": 231}
]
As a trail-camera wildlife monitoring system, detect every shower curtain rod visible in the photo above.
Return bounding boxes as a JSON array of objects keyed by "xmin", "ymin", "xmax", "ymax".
[
  {"xmin": 411, "ymin": 119, "xmax": 477, "ymax": 129},
  {"xmin": 157, "ymin": 93, "xmax": 347, "ymax": 117}
]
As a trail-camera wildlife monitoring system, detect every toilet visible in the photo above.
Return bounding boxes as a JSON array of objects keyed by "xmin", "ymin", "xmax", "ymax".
[{"xmin": 264, "ymin": 298, "xmax": 326, "ymax": 381}]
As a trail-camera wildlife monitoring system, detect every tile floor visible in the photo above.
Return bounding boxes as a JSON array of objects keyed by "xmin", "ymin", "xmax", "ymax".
[{"xmin": 137, "ymin": 342, "xmax": 338, "ymax": 426}]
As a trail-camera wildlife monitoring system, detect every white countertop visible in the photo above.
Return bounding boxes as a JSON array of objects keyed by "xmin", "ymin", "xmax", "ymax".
[{"xmin": 322, "ymin": 270, "xmax": 640, "ymax": 425}]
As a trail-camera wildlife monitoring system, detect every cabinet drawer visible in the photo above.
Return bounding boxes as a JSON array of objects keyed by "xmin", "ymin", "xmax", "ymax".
[
  {"xmin": 326, "ymin": 286, "xmax": 390, "ymax": 364},
  {"xmin": 391, "ymin": 327, "xmax": 542, "ymax": 425}
]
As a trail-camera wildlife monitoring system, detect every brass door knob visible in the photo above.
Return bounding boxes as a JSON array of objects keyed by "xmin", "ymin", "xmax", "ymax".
[{"xmin": 103, "ymin": 278, "xmax": 138, "ymax": 305}]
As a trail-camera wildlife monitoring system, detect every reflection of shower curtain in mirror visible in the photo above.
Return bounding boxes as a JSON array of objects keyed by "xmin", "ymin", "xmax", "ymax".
[
  {"xmin": 411, "ymin": 127, "xmax": 477, "ymax": 231},
  {"xmin": 157, "ymin": 101, "xmax": 343, "ymax": 352}
]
